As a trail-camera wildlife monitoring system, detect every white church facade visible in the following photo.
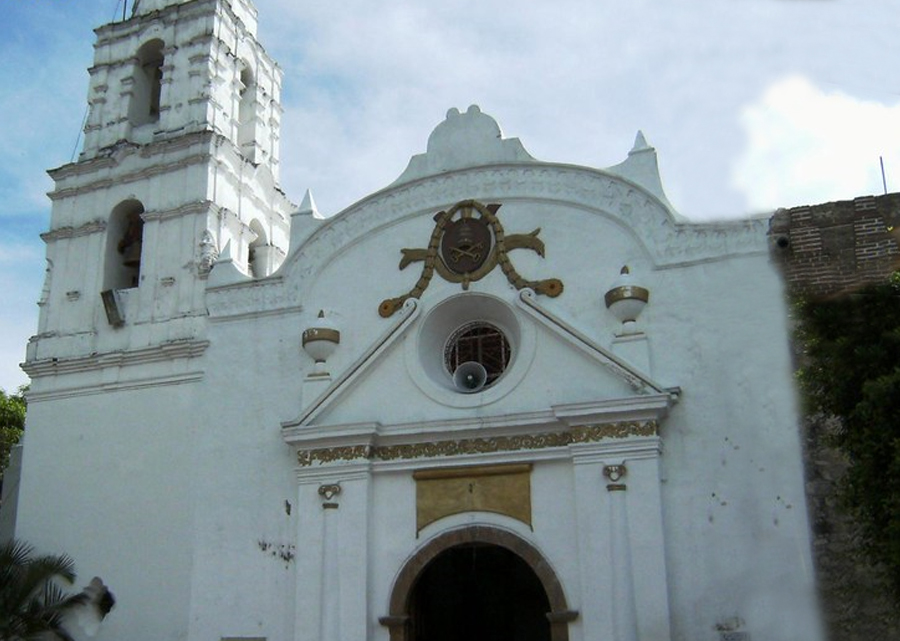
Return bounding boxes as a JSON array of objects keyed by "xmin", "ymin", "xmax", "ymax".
[{"xmin": 13, "ymin": 0, "xmax": 822, "ymax": 640}]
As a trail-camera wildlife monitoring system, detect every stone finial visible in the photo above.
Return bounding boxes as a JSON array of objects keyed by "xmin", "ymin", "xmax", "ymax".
[
  {"xmin": 297, "ymin": 188, "xmax": 322, "ymax": 220},
  {"xmin": 630, "ymin": 130, "xmax": 651, "ymax": 154}
]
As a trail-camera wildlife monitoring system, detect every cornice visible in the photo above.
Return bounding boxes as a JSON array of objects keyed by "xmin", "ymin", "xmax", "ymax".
[
  {"xmin": 25, "ymin": 370, "xmax": 205, "ymax": 402},
  {"xmin": 141, "ymin": 200, "xmax": 217, "ymax": 222},
  {"xmin": 22, "ymin": 339, "xmax": 209, "ymax": 379},
  {"xmin": 287, "ymin": 420, "xmax": 660, "ymax": 468},
  {"xmin": 40, "ymin": 202, "xmax": 216, "ymax": 240},
  {"xmin": 49, "ymin": 131, "xmax": 216, "ymax": 178},
  {"xmin": 40, "ymin": 220, "xmax": 107, "ymax": 242}
]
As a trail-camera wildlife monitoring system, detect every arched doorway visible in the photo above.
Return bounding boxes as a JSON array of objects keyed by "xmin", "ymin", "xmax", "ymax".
[
  {"xmin": 411, "ymin": 543, "xmax": 550, "ymax": 641},
  {"xmin": 381, "ymin": 526, "xmax": 578, "ymax": 641}
]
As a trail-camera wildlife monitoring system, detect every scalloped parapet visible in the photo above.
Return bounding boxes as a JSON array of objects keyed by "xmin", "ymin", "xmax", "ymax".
[{"xmin": 391, "ymin": 105, "xmax": 536, "ymax": 186}]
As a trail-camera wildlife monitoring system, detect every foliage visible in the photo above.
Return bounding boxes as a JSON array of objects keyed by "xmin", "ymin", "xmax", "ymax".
[
  {"xmin": 0, "ymin": 539, "xmax": 87, "ymax": 641},
  {"xmin": 0, "ymin": 387, "xmax": 26, "ymax": 480},
  {"xmin": 796, "ymin": 273, "xmax": 900, "ymax": 600}
]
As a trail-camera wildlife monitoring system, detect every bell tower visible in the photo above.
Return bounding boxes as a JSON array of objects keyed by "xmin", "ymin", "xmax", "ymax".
[{"xmin": 26, "ymin": 0, "xmax": 292, "ymax": 374}]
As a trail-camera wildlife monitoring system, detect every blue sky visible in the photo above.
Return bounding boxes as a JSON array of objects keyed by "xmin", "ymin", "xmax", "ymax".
[{"xmin": 1, "ymin": 0, "xmax": 899, "ymax": 392}]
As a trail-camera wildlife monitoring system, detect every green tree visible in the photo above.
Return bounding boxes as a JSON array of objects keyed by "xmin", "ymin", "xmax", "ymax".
[
  {"xmin": 0, "ymin": 387, "xmax": 26, "ymax": 480},
  {"xmin": 797, "ymin": 272, "xmax": 900, "ymax": 601},
  {"xmin": 0, "ymin": 539, "xmax": 87, "ymax": 641}
]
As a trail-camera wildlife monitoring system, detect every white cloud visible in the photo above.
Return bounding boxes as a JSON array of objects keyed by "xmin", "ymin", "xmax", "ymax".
[{"xmin": 733, "ymin": 76, "xmax": 900, "ymax": 212}]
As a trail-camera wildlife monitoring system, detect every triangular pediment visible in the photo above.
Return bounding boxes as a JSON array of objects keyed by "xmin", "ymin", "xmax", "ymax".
[{"xmin": 282, "ymin": 289, "xmax": 676, "ymax": 444}]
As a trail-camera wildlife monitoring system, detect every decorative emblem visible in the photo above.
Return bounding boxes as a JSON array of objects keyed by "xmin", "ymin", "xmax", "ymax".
[
  {"xmin": 440, "ymin": 215, "xmax": 492, "ymax": 274},
  {"xmin": 379, "ymin": 200, "xmax": 563, "ymax": 317}
]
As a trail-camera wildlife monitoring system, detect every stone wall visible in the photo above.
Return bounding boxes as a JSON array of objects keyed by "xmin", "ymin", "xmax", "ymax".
[{"xmin": 769, "ymin": 193, "xmax": 900, "ymax": 641}]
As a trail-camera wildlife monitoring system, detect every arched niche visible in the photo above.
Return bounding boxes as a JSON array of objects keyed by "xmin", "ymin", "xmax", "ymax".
[
  {"xmin": 104, "ymin": 199, "xmax": 145, "ymax": 290},
  {"xmin": 129, "ymin": 39, "xmax": 164, "ymax": 126},
  {"xmin": 381, "ymin": 525, "xmax": 578, "ymax": 641}
]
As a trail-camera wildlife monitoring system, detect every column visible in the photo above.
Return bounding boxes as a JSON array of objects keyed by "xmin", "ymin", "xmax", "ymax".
[
  {"xmin": 605, "ymin": 464, "xmax": 639, "ymax": 641},
  {"xmin": 318, "ymin": 483, "xmax": 341, "ymax": 641}
]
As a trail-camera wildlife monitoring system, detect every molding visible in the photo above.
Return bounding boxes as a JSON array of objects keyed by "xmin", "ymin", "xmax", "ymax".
[
  {"xmin": 49, "ymin": 152, "xmax": 214, "ymax": 200},
  {"xmin": 50, "ymin": 132, "xmax": 215, "ymax": 180},
  {"xmin": 140, "ymin": 200, "xmax": 217, "ymax": 222},
  {"xmin": 40, "ymin": 220, "xmax": 107, "ymax": 242},
  {"xmin": 283, "ymin": 394, "xmax": 673, "ymax": 445},
  {"xmin": 291, "ymin": 420, "xmax": 659, "ymax": 467},
  {"xmin": 22, "ymin": 339, "xmax": 209, "ymax": 379},
  {"xmin": 206, "ymin": 277, "xmax": 304, "ymax": 322},
  {"xmin": 25, "ymin": 370, "xmax": 205, "ymax": 402},
  {"xmin": 295, "ymin": 462, "xmax": 373, "ymax": 484},
  {"xmin": 516, "ymin": 288, "xmax": 674, "ymax": 395}
]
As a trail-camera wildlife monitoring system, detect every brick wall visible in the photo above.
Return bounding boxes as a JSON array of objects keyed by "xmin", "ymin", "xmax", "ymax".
[
  {"xmin": 769, "ymin": 192, "xmax": 900, "ymax": 641},
  {"xmin": 769, "ymin": 192, "xmax": 900, "ymax": 296}
]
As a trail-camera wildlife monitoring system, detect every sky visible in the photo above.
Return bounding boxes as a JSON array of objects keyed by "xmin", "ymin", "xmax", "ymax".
[{"xmin": 0, "ymin": 0, "xmax": 899, "ymax": 392}]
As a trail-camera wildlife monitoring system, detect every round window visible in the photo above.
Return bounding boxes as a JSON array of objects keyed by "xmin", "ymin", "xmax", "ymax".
[{"xmin": 444, "ymin": 322, "xmax": 511, "ymax": 390}]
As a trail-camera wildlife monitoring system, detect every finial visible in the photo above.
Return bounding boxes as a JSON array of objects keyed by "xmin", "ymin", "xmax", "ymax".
[{"xmin": 630, "ymin": 130, "xmax": 651, "ymax": 153}]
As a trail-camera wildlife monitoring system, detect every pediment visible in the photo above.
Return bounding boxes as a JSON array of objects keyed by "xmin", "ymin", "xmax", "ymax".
[{"xmin": 282, "ymin": 288, "xmax": 676, "ymax": 445}]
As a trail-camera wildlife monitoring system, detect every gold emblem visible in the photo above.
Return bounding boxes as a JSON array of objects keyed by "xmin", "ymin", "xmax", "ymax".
[{"xmin": 379, "ymin": 200, "xmax": 563, "ymax": 317}]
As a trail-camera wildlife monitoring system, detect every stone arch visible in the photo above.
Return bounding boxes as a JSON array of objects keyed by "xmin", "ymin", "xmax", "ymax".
[{"xmin": 381, "ymin": 525, "xmax": 578, "ymax": 641}]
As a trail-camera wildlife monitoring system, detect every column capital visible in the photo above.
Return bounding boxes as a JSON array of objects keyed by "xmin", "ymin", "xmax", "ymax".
[
  {"xmin": 318, "ymin": 483, "xmax": 341, "ymax": 509},
  {"xmin": 603, "ymin": 464, "xmax": 627, "ymax": 482}
]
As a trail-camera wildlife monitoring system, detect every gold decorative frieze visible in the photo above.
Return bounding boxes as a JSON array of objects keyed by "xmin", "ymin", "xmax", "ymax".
[
  {"xmin": 379, "ymin": 199, "xmax": 563, "ymax": 317},
  {"xmin": 414, "ymin": 464, "xmax": 533, "ymax": 532},
  {"xmin": 295, "ymin": 420, "xmax": 658, "ymax": 466}
]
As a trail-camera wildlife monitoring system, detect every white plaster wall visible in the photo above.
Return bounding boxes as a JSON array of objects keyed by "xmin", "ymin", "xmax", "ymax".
[
  {"xmin": 182, "ymin": 313, "xmax": 302, "ymax": 641},
  {"xmin": 650, "ymin": 254, "xmax": 820, "ymax": 641},
  {"xmin": 14, "ymin": 385, "xmax": 199, "ymax": 641}
]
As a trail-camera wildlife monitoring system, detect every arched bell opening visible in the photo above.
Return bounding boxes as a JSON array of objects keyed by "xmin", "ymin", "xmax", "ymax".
[
  {"xmin": 129, "ymin": 39, "xmax": 164, "ymax": 126},
  {"xmin": 381, "ymin": 526, "xmax": 577, "ymax": 641},
  {"xmin": 237, "ymin": 61, "xmax": 257, "ymax": 158},
  {"xmin": 104, "ymin": 199, "xmax": 145, "ymax": 290}
]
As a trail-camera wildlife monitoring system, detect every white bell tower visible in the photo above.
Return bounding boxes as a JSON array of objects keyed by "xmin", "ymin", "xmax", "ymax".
[{"xmin": 26, "ymin": 0, "xmax": 292, "ymax": 376}]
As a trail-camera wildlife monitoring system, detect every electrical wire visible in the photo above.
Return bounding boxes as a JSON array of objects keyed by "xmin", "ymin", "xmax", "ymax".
[
  {"xmin": 69, "ymin": 107, "xmax": 90, "ymax": 163},
  {"xmin": 111, "ymin": 0, "xmax": 125, "ymax": 22},
  {"xmin": 71, "ymin": 0, "xmax": 128, "ymax": 162}
]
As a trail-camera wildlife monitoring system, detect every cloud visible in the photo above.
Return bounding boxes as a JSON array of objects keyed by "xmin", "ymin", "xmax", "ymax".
[{"xmin": 732, "ymin": 76, "xmax": 900, "ymax": 212}]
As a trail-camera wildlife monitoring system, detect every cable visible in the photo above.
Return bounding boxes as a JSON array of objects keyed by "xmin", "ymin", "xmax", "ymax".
[
  {"xmin": 69, "ymin": 106, "xmax": 90, "ymax": 163},
  {"xmin": 112, "ymin": 0, "xmax": 125, "ymax": 22}
]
